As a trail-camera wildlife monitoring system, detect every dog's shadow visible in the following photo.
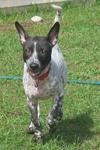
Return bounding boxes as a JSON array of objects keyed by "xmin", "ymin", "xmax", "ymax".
[{"xmin": 45, "ymin": 111, "xmax": 94, "ymax": 145}]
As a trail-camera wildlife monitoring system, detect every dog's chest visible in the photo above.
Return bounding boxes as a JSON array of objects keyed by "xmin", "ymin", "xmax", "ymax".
[{"xmin": 23, "ymin": 73, "xmax": 59, "ymax": 99}]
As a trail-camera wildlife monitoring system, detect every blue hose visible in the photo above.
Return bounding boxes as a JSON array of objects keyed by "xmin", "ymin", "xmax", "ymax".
[
  {"xmin": 67, "ymin": 79, "xmax": 100, "ymax": 86},
  {"xmin": 0, "ymin": 76, "xmax": 22, "ymax": 80},
  {"xmin": 0, "ymin": 75, "xmax": 100, "ymax": 85}
]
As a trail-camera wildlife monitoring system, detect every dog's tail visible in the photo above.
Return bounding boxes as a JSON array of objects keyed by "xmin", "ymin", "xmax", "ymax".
[{"xmin": 51, "ymin": 4, "xmax": 62, "ymax": 24}]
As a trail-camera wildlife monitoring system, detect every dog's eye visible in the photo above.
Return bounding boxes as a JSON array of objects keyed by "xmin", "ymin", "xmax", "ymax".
[{"xmin": 26, "ymin": 49, "xmax": 32, "ymax": 56}]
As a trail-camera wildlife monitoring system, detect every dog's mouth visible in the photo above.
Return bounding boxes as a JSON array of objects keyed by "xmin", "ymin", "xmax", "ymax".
[
  {"xmin": 27, "ymin": 62, "xmax": 50, "ymax": 78},
  {"xmin": 30, "ymin": 68, "xmax": 37, "ymax": 73},
  {"xmin": 28, "ymin": 66, "xmax": 42, "ymax": 77},
  {"xmin": 29, "ymin": 68, "xmax": 40, "ymax": 76},
  {"xmin": 28, "ymin": 65, "xmax": 48, "ymax": 77},
  {"xmin": 28, "ymin": 63, "xmax": 40, "ymax": 75}
]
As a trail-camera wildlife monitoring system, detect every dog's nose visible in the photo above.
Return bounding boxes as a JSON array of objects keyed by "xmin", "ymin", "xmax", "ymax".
[{"xmin": 30, "ymin": 63, "xmax": 39, "ymax": 70}]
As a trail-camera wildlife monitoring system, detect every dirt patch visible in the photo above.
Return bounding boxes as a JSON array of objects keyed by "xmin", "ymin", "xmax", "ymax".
[{"xmin": 0, "ymin": 21, "xmax": 43, "ymax": 32}]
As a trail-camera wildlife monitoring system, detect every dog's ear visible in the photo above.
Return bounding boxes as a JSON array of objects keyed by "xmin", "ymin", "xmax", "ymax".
[
  {"xmin": 47, "ymin": 22, "xmax": 60, "ymax": 46},
  {"xmin": 15, "ymin": 21, "xmax": 29, "ymax": 44}
]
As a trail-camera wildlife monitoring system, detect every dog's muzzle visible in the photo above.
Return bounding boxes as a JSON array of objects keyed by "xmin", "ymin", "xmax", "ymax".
[
  {"xmin": 28, "ymin": 63, "xmax": 51, "ymax": 81},
  {"xmin": 30, "ymin": 63, "xmax": 39, "ymax": 73}
]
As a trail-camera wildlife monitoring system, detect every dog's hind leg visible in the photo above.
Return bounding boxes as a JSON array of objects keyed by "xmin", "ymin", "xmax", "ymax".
[
  {"xmin": 48, "ymin": 93, "xmax": 64, "ymax": 132},
  {"xmin": 27, "ymin": 98, "xmax": 43, "ymax": 143}
]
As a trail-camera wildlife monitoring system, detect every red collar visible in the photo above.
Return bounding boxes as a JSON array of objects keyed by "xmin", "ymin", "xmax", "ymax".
[
  {"xmin": 36, "ymin": 69, "xmax": 49, "ymax": 81},
  {"xmin": 35, "ymin": 65, "xmax": 50, "ymax": 81}
]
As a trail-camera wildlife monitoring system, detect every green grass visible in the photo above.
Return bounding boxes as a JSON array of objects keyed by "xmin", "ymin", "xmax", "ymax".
[{"xmin": 0, "ymin": 3, "xmax": 100, "ymax": 150}]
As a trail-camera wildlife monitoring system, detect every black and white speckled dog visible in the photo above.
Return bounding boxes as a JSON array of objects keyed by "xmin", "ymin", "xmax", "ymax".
[{"xmin": 15, "ymin": 5, "xmax": 67, "ymax": 143}]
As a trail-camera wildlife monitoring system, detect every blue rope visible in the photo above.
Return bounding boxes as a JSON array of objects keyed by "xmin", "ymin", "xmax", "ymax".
[
  {"xmin": 0, "ymin": 75, "xmax": 100, "ymax": 85},
  {"xmin": 67, "ymin": 80, "xmax": 100, "ymax": 86},
  {"xmin": 0, "ymin": 76, "xmax": 22, "ymax": 80}
]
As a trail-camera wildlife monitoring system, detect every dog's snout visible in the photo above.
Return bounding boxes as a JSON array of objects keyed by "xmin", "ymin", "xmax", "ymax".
[{"xmin": 30, "ymin": 63, "xmax": 39, "ymax": 70}]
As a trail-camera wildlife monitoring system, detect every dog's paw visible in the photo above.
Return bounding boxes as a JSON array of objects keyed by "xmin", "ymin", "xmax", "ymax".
[{"xmin": 33, "ymin": 131, "xmax": 44, "ymax": 144}]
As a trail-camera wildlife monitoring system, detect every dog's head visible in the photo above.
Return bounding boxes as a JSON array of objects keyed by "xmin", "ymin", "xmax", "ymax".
[{"xmin": 15, "ymin": 21, "xmax": 60, "ymax": 76}]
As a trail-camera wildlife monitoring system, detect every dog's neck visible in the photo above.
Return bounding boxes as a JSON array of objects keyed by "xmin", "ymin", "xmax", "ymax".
[{"xmin": 35, "ymin": 64, "xmax": 50, "ymax": 81}]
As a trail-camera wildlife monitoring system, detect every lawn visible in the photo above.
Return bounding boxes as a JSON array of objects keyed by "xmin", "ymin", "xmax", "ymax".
[{"xmin": 0, "ymin": 2, "xmax": 100, "ymax": 150}]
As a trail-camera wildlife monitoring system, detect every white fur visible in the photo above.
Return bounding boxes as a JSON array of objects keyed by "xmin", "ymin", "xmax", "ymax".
[
  {"xmin": 26, "ymin": 42, "xmax": 40, "ymax": 68},
  {"xmin": 29, "ymin": 121, "xmax": 36, "ymax": 130},
  {"xmin": 23, "ymin": 44, "xmax": 67, "ymax": 101}
]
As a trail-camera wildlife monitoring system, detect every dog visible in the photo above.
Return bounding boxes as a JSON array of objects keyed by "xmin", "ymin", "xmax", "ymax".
[{"xmin": 15, "ymin": 5, "xmax": 67, "ymax": 143}]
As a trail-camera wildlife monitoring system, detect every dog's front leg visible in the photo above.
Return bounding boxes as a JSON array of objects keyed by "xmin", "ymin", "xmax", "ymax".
[
  {"xmin": 48, "ymin": 94, "xmax": 64, "ymax": 132},
  {"xmin": 27, "ymin": 97, "xmax": 43, "ymax": 143}
]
